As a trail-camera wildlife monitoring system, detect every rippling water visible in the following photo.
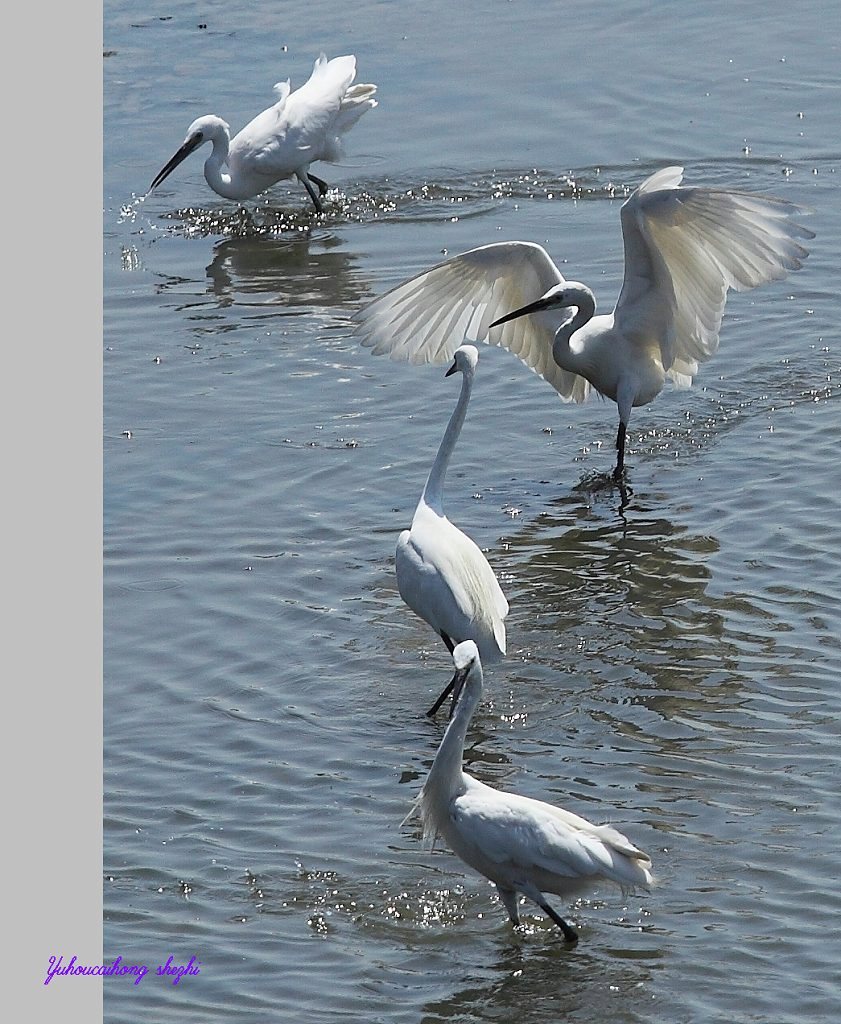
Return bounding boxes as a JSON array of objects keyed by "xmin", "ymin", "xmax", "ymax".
[{"xmin": 103, "ymin": 2, "xmax": 840, "ymax": 1021}]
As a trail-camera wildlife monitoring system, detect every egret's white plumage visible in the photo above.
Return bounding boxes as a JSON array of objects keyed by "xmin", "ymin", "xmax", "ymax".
[
  {"xmin": 354, "ymin": 167, "xmax": 812, "ymax": 476},
  {"xmin": 397, "ymin": 346, "xmax": 508, "ymax": 717},
  {"xmin": 149, "ymin": 54, "xmax": 377, "ymax": 212},
  {"xmin": 407, "ymin": 640, "xmax": 653, "ymax": 941}
]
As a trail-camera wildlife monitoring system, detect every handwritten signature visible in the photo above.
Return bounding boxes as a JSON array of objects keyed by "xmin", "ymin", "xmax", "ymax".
[{"xmin": 44, "ymin": 954, "xmax": 201, "ymax": 986}]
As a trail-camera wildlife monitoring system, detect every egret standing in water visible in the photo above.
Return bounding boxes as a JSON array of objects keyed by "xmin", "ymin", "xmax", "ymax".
[
  {"xmin": 149, "ymin": 54, "xmax": 377, "ymax": 213},
  {"xmin": 406, "ymin": 640, "xmax": 653, "ymax": 941},
  {"xmin": 354, "ymin": 167, "xmax": 812, "ymax": 477},
  {"xmin": 397, "ymin": 346, "xmax": 508, "ymax": 718}
]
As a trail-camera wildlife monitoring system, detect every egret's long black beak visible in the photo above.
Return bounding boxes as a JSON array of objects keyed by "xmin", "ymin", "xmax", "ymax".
[
  {"xmin": 445, "ymin": 357, "xmax": 458, "ymax": 377},
  {"xmin": 149, "ymin": 134, "xmax": 204, "ymax": 191},
  {"xmin": 489, "ymin": 294, "xmax": 556, "ymax": 329},
  {"xmin": 447, "ymin": 665, "xmax": 471, "ymax": 719}
]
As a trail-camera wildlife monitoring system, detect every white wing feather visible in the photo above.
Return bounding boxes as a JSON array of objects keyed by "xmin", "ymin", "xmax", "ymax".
[
  {"xmin": 232, "ymin": 55, "xmax": 375, "ymax": 174},
  {"xmin": 447, "ymin": 780, "xmax": 652, "ymax": 886},
  {"xmin": 616, "ymin": 166, "xmax": 813, "ymax": 383},
  {"xmin": 271, "ymin": 79, "xmax": 291, "ymax": 104},
  {"xmin": 355, "ymin": 169, "xmax": 810, "ymax": 405},
  {"xmin": 353, "ymin": 241, "xmax": 591, "ymax": 403},
  {"xmin": 397, "ymin": 516, "xmax": 508, "ymax": 661}
]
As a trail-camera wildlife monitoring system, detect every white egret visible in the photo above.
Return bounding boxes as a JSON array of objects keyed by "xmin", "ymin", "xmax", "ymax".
[
  {"xmin": 149, "ymin": 53, "xmax": 377, "ymax": 213},
  {"xmin": 397, "ymin": 345, "xmax": 508, "ymax": 718},
  {"xmin": 354, "ymin": 166, "xmax": 812, "ymax": 477},
  {"xmin": 406, "ymin": 640, "xmax": 653, "ymax": 942}
]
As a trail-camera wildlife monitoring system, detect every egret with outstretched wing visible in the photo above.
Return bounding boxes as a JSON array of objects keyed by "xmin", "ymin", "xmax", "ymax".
[{"xmin": 355, "ymin": 167, "xmax": 812, "ymax": 476}]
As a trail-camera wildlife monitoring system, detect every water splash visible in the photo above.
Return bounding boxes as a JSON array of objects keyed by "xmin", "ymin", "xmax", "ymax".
[{"xmin": 128, "ymin": 165, "xmax": 641, "ymax": 240}]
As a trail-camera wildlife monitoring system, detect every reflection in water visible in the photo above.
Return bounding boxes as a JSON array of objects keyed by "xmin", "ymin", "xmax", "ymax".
[
  {"xmin": 205, "ymin": 234, "xmax": 370, "ymax": 310},
  {"xmin": 276, "ymin": 853, "xmax": 662, "ymax": 1024},
  {"xmin": 509, "ymin": 488, "xmax": 724, "ymax": 658},
  {"xmin": 498, "ymin": 486, "xmax": 773, "ymax": 748},
  {"xmin": 493, "ymin": 485, "xmax": 807, "ymax": 869},
  {"xmin": 421, "ymin": 938, "xmax": 660, "ymax": 1024}
]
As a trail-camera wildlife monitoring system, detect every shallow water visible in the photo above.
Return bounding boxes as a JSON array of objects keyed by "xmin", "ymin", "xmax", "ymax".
[{"xmin": 104, "ymin": 2, "xmax": 840, "ymax": 1021}]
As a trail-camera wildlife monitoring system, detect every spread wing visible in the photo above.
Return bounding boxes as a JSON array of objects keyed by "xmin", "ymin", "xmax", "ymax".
[
  {"xmin": 353, "ymin": 241, "xmax": 591, "ymax": 402},
  {"xmin": 615, "ymin": 166, "xmax": 813, "ymax": 384}
]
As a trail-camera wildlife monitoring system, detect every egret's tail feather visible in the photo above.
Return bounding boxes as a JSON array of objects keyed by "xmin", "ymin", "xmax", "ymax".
[
  {"xmin": 334, "ymin": 84, "xmax": 378, "ymax": 134},
  {"xmin": 320, "ymin": 84, "xmax": 377, "ymax": 163},
  {"xmin": 291, "ymin": 54, "xmax": 378, "ymax": 164}
]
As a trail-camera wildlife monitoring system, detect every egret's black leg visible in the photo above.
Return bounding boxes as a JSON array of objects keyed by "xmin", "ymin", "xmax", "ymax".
[
  {"xmin": 307, "ymin": 172, "xmax": 329, "ymax": 196},
  {"xmin": 613, "ymin": 421, "xmax": 627, "ymax": 480},
  {"xmin": 298, "ymin": 172, "xmax": 325, "ymax": 214},
  {"xmin": 538, "ymin": 899, "xmax": 579, "ymax": 944},
  {"xmin": 426, "ymin": 673, "xmax": 457, "ymax": 718},
  {"xmin": 425, "ymin": 633, "xmax": 457, "ymax": 718}
]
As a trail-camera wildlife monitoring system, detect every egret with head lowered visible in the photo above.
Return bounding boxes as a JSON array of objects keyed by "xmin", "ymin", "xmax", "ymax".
[
  {"xmin": 406, "ymin": 640, "xmax": 654, "ymax": 941},
  {"xmin": 396, "ymin": 346, "xmax": 508, "ymax": 718},
  {"xmin": 354, "ymin": 167, "xmax": 812, "ymax": 477},
  {"xmin": 149, "ymin": 53, "xmax": 377, "ymax": 213}
]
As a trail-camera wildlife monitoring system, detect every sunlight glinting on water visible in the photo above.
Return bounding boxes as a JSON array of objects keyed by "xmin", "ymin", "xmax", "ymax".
[{"xmin": 105, "ymin": 3, "xmax": 840, "ymax": 1021}]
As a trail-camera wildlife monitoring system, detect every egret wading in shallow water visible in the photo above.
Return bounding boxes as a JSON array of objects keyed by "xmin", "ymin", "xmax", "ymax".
[
  {"xmin": 149, "ymin": 54, "xmax": 377, "ymax": 213},
  {"xmin": 397, "ymin": 346, "xmax": 508, "ymax": 718},
  {"xmin": 406, "ymin": 640, "xmax": 653, "ymax": 942},
  {"xmin": 354, "ymin": 166, "xmax": 812, "ymax": 477}
]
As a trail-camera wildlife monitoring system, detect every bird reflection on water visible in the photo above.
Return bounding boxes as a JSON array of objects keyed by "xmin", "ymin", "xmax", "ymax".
[
  {"xmin": 204, "ymin": 234, "xmax": 369, "ymax": 311},
  {"xmin": 420, "ymin": 938, "xmax": 660, "ymax": 1024}
]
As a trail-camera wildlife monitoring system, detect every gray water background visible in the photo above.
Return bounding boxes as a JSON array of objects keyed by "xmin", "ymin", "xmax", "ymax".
[{"xmin": 104, "ymin": 1, "xmax": 841, "ymax": 1020}]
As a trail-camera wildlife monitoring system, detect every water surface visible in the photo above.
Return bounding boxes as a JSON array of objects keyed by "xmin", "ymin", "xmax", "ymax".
[{"xmin": 105, "ymin": 2, "xmax": 841, "ymax": 1020}]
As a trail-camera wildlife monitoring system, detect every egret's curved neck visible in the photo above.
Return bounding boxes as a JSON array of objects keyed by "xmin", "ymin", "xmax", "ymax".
[
  {"xmin": 427, "ymin": 671, "xmax": 481, "ymax": 794},
  {"xmin": 202, "ymin": 131, "xmax": 238, "ymax": 198},
  {"xmin": 421, "ymin": 368, "xmax": 473, "ymax": 514},
  {"xmin": 552, "ymin": 288, "xmax": 596, "ymax": 372}
]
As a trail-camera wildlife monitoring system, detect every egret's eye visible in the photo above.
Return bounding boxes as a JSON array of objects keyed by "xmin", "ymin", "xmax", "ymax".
[{"xmin": 193, "ymin": 132, "xmax": 203, "ymax": 142}]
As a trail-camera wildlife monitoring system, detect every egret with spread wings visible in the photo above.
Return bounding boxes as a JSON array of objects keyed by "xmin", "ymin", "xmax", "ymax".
[{"xmin": 354, "ymin": 167, "xmax": 812, "ymax": 477}]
